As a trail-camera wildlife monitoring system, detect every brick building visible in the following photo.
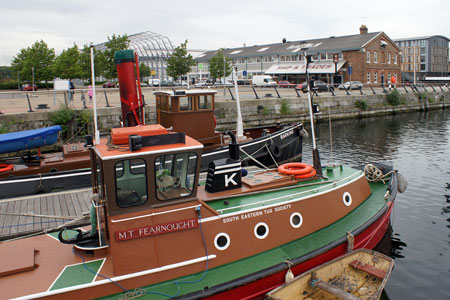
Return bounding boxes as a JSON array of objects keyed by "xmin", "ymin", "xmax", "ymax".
[{"xmin": 194, "ymin": 25, "xmax": 401, "ymax": 86}]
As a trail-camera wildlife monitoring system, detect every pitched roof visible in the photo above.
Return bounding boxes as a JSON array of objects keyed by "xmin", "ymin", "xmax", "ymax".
[{"xmin": 196, "ymin": 32, "xmax": 382, "ymax": 61}]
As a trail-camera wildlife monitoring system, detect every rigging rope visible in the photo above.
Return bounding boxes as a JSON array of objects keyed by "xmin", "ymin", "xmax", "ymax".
[{"xmin": 239, "ymin": 147, "xmax": 270, "ymax": 170}]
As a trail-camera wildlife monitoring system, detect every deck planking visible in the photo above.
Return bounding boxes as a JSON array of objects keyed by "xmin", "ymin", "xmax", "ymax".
[{"xmin": 0, "ymin": 188, "xmax": 93, "ymax": 240}]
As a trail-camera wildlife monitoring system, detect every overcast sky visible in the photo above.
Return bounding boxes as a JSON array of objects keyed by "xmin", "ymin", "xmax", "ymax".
[{"xmin": 1, "ymin": 0, "xmax": 449, "ymax": 66}]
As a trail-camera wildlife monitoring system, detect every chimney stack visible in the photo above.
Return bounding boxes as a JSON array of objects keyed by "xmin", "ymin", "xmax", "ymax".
[{"xmin": 359, "ymin": 25, "xmax": 368, "ymax": 35}]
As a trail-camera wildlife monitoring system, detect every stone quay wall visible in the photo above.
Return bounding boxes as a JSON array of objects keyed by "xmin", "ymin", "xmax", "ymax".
[{"xmin": 1, "ymin": 90, "xmax": 449, "ymax": 134}]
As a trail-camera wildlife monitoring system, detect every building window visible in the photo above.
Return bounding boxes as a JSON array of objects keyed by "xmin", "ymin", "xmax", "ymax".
[
  {"xmin": 388, "ymin": 53, "xmax": 391, "ymax": 64},
  {"xmin": 367, "ymin": 72, "xmax": 370, "ymax": 83},
  {"xmin": 367, "ymin": 51, "xmax": 370, "ymax": 63},
  {"xmin": 320, "ymin": 53, "xmax": 327, "ymax": 60},
  {"xmin": 374, "ymin": 52, "xmax": 378, "ymax": 63},
  {"xmin": 388, "ymin": 72, "xmax": 391, "ymax": 81},
  {"xmin": 374, "ymin": 72, "xmax": 378, "ymax": 83},
  {"xmin": 394, "ymin": 73, "xmax": 398, "ymax": 81},
  {"xmin": 394, "ymin": 54, "xmax": 398, "ymax": 64}
]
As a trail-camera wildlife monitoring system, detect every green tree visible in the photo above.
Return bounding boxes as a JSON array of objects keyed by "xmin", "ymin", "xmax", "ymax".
[
  {"xmin": 0, "ymin": 66, "xmax": 12, "ymax": 80},
  {"xmin": 208, "ymin": 48, "xmax": 232, "ymax": 82},
  {"xmin": 79, "ymin": 44, "xmax": 106, "ymax": 82},
  {"xmin": 52, "ymin": 44, "xmax": 82, "ymax": 79},
  {"xmin": 102, "ymin": 34, "xmax": 130, "ymax": 79},
  {"xmin": 138, "ymin": 62, "xmax": 151, "ymax": 80},
  {"xmin": 11, "ymin": 40, "xmax": 55, "ymax": 84},
  {"xmin": 166, "ymin": 40, "xmax": 195, "ymax": 81}
]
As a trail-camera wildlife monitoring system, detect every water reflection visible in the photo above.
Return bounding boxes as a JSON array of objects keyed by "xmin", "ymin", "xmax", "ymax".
[{"xmin": 374, "ymin": 225, "xmax": 407, "ymax": 259}]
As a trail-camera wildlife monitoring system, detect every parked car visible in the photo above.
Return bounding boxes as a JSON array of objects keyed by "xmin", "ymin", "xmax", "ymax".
[
  {"xmin": 174, "ymin": 80, "xmax": 187, "ymax": 86},
  {"xmin": 237, "ymin": 79, "xmax": 252, "ymax": 85},
  {"xmin": 102, "ymin": 81, "xmax": 116, "ymax": 88},
  {"xmin": 338, "ymin": 81, "xmax": 363, "ymax": 90},
  {"xmin": 160, "ymin": 80, "xmax": 175, "ymax": 87},
  {"xmin": 296, "ymin": 80, "xmax": 334, "ymax": 93},
  {"xmin": 139, "ymin": 81, "xmax": 148, "ymax": 87},
  {"xmin": 213, "ymin": 80, "xmax": 233, "ymax": 86},
  {"xmin": 21, "ymin": 84, "xmax": 38, "ymax": 91},
  {"xmin": 194, "ymin": 80, "xmax": 209, "ymax": 87},
  {"xmin": 277, "ymin": 81, "xmax": 296, "ymax": 88}
]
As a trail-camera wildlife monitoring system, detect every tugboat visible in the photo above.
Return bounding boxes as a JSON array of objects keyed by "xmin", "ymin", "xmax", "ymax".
[
  {"xmin": 0, "ymin": 120, "xmax": 403, "ymax": 299},
  {"xmin": 0, "ymin": 50, "xmax": 405, "ymax": 300}
]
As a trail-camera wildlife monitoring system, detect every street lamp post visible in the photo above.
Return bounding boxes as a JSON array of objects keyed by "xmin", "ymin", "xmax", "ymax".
[
  {"xmin": 32, "ymin": 67, "xmax": 35, "ymax": 92},
  {"xmin": 223, "ymin": 56, "xmax": 226, "ymax": 96}
]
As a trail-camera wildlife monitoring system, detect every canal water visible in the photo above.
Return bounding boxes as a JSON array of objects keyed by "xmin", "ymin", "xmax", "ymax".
[{"xmin": 301, "ymin": 109, "xmax": 450, "ymax": 300}]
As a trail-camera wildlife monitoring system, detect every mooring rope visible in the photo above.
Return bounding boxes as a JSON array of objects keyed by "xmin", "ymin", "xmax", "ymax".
[{"xmin": 363, "ymin": 164, "xmax": 394, "ymax": 184}]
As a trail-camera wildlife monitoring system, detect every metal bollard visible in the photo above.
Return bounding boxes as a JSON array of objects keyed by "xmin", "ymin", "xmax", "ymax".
[{"xmin": 251, "ymin": 86, "xmax": 260, "ymax": 99}]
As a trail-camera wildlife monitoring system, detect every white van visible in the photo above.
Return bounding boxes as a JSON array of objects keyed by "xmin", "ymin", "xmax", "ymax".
[
  {"xmin": 252, "ymin": 75, "xmax": 277, "ymax": 87},
  {"xmin": 149, "ymin": 79, "xmax": 160, "ymax": 86}
]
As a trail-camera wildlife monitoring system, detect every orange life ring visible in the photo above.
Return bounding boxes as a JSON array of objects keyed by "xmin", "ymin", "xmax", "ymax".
[
  {"xmin": 278, "ymin": 162, "xmax": 316, "ymax": 179},
  {"xmin": 0, "ymin": 163, "xmax": 13, "ymax": 173}
]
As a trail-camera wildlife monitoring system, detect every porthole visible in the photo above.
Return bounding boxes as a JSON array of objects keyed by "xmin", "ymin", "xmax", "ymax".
[
  {"xmin": 290, "ymin": 212, "xmax": 303, "ymax": 228},
  {"xmin": 343, "ymin": 192, "xmax": 352, "ymax": 207},
  {"xmin": 254, "ymin": 222, "xmax": 269, "ymax": 239},
  {"xmin": 214, "ymin": 233, "xmax": 230, "ymax": 251}
]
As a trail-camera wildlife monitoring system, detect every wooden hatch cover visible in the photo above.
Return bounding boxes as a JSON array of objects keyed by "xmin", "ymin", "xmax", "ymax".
[{"xmin": 0, "ymin": 247, "xmax": 39, "ymax": 277}]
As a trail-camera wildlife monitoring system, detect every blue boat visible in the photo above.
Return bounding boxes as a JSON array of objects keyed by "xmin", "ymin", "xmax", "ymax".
[{"xmin": 0, "ymin": 125, "xmax": 61, "ymax": 154}]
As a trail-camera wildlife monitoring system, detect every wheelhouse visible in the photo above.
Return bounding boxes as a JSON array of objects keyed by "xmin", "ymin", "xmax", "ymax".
[
  {"xmin": 153, "ymin": 90, "xmax": 220, "ymax": 148},
  {"xmin": 90, "ymin": 124, "xmax": 204, "ymax": 216}
]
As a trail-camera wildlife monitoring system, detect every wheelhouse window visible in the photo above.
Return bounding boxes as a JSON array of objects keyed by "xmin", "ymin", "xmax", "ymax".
[
  {"xmin": 115, "ymin": 158, "xmax": 148, "ymax": 208},
  {"xmin": 179, "ymin": 96, "xmax": 193, "ymax": 111},
  {"xmin": 197, "ymin": 95, "xmax": 213, "ymax": 110},
  {"xmin": 155, "ymin": 152, "xmax": 197, "ymax": 201}
]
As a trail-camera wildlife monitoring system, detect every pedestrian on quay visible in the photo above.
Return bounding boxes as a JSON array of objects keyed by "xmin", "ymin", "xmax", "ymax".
[
  {"xmin": 69, "ymin": 79, "xmax": 75, "ymax": 102},
  {"xmin": 88, "ymin": 85, "xmax": 93, "ymax": 102}
]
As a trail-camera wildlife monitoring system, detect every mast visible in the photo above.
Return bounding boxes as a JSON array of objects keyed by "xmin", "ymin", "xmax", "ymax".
[
  {"xmin": 303, "ymin": 49, "xmax": 323, "ymax": 176},
  {"xmin": 232, "ymin": 66, "xmax": 244, "ymax": 138},
  {"xmin": 90, "ymin": 45, "xmax": 100, "ymax": 144}
]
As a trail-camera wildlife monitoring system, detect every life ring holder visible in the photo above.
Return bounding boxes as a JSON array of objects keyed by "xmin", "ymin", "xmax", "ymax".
[
  {"xmin": 0, "ymin": 163, "xmax": 13, "ymax": 173},
  {"xmin": 278, "ymin": 162, "xmax": 316, "ymax": 179}
]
